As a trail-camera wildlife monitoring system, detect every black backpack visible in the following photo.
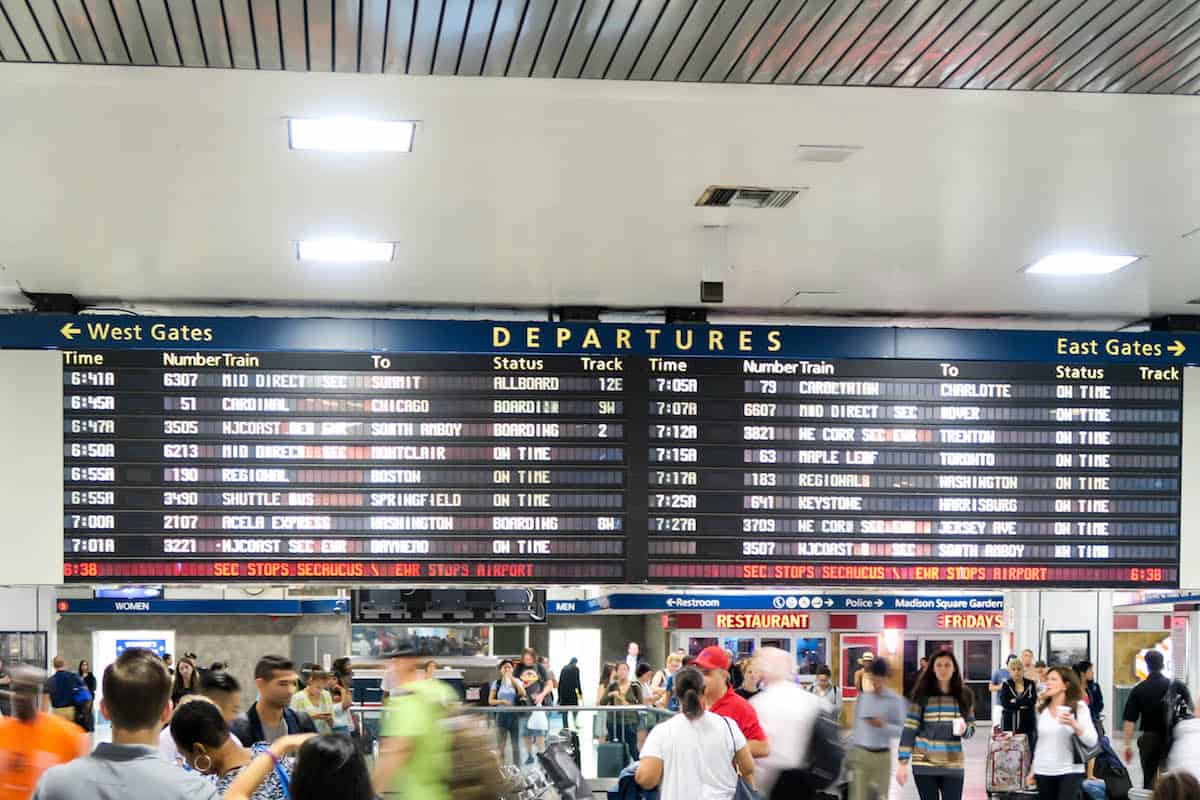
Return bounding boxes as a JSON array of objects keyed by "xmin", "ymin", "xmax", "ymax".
[
  {"xmin": 771, "ymin": 709, "xmax": 846, "ymax": 797},
  {"xmin": 1163, "ymin": 680, "xmax": 1194, "ymax": 746}
]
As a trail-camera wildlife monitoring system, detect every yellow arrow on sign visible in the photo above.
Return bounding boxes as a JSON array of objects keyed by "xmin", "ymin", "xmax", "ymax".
[
  {"xmin": 60, "ymin": 322, "xmax": 80, "ymax": 340},
  {"xmin": 1169, "ymin": 340, "xmax": 1186, "ymax": 357}
]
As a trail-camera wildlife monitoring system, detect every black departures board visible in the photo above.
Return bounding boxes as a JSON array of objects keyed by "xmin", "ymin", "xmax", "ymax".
[
  {"xmin": 643, "ymin": 357, "xmax": 1180, "ymax": 588},
  {"xmin": 64, "ymin": 351, "xmax": 638, "ymax": 583},
  {"xmin": 56, "ymin": 334, "xmax": 1183, "ymax": 587}
]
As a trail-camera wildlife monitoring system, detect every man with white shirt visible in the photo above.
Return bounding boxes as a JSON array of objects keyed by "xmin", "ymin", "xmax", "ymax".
[
  {"xmin": 625, "ymin": 643, "xmax": 640, "ymax": 677},
  {"xmin": 749, "ymin": 647, "xmax": 822, "ymax": 800}
]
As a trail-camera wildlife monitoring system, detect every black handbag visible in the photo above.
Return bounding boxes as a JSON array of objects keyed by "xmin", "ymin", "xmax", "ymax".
[{"xmin": 721, "ymin": 717, "xmax": 761, "ymax": 800}]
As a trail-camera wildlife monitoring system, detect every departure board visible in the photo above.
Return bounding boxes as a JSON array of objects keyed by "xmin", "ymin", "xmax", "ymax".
[
  {"xmin": 646, "ymin": 358, "xmax": 1180, "ymax": 587},
  {"xmin": 63, "ymin": 351, "xmax": 633, "ymax": 583},
  {"xmin": 42, "ymin": 317, "xmax": 1188, "ymax": 587}
]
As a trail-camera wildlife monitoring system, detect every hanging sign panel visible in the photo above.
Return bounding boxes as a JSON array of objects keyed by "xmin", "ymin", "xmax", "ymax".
[{"xmin": 0, "ymin": 316, "xmax": 1184, "ymax": 587}]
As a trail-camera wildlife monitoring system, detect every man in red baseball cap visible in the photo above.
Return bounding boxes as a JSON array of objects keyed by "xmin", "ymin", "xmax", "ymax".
[{"xmin": 694, "ymin": 646, "xmax": 769, "ymax": 758}]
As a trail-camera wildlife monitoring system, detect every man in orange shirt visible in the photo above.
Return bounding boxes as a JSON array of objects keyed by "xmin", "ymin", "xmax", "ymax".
[{"xmin": 0, "ymin": 667, "xmax": 87, "ymax": 800}]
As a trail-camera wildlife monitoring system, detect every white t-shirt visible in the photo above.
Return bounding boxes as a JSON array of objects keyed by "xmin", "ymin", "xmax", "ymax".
[
  {"xmin": 1033, "ymin": 701, "xmax": 1097, "ymax": 777},
  {"xmin": 752, "ymin": 681, "xmax": 823, "ymax": 796},
  {"xmin": 640, "ymin": 711, "xmax": 746, "ymax": 800},
  {"xmin": 1168, "ymin": 718, "xmax": 1200, "ymax": 779}
]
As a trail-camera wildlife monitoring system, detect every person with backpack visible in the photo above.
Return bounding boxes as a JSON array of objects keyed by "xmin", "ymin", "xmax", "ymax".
[
  {"xmin": 896, "ymin": 649, "xmax": 976, "ymax": 800},
  {"xmin": 1122, "ymin": 649, "xmax": 1193, "ymax": 789},
  {"xmin": 375, "ymin": 641, "xmax": 460, "ymax": 800},
  {"xmin": 488, "ymin": 660, "xmax": 526, "ymax": 765},
  {"xmin": 749, "ymin": 646, "xmax": 824, "ymax": 800},
  {"xmin": 809, "ymin": 665, "xmax": 841, "ymax": 717},
  {"xmin": 850, "ymin": 658, "xmax": 906, "ymax": 800}
]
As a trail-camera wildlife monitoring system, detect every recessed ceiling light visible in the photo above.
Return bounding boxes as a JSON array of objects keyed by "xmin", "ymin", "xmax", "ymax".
[
  {"xmin": 288, "ymin": 118, "xmax": 416, "ymax": 152},
  {"xmin": 1024, "ymin": 253, "xmax": 1139, "ymax": 275},
  {"xmin": 297, "ymin": 239, "xmax": 395, "ymax": 263}
]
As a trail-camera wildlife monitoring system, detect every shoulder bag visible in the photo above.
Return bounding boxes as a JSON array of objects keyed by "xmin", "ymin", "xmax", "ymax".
[
  {"xmin": 720, "ymin": 716, "xmax": 760, "ymax": 800},
  {"xmin": 1070, "ymin": 704, "xmax": 1102, "ymax": 764}
]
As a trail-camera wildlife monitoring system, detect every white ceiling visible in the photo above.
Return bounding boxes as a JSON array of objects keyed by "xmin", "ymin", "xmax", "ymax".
[{"xmin": 1, "ymin": 63, "xmax": 1200, "ymax": 321}]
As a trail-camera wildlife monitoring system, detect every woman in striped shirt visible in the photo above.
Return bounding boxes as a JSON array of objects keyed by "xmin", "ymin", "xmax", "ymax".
[{"xmin": 896, "ymin": 650, "xmax": 976, "ymax": 800}]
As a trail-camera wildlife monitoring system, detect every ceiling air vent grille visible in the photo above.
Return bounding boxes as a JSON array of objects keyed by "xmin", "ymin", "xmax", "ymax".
[{"xmin": 696, "ymin": 186, "xmax": 803, "ymax": 209}]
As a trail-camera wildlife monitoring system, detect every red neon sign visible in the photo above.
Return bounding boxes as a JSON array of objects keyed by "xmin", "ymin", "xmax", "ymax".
[
  {"xmin": 937, "ymin": 612, "xmax": 1005, "ymax": 629},
  {"xmin": 715, "ymin": 612, "xmax": 810, "ymax": 630}
]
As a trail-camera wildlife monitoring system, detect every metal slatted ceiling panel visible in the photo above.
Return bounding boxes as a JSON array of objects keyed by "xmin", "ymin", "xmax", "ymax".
[{"xmin": 4, "ymin": 0, "xmax": 1200, "ymax": 93}]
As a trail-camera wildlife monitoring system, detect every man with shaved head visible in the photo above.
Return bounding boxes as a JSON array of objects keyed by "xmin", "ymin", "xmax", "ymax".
[{"xmin": 749, "ymin": 647, "xmax": 822, "ymax": 799}]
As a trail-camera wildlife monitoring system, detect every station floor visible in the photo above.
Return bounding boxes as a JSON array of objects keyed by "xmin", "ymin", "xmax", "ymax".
[{"xmin": 886, "ymin": 733, "xmax": 1145, "ymax": 800}]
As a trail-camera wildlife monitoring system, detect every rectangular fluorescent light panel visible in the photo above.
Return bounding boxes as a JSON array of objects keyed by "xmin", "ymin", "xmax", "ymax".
[
  {"xmin": 297, "ymin": 239, "xmax": 395, "ymax": 263},
  {"xmin": 289, "ymin": 119, "xmax": 416, "ymax": 152},
  {"xmin": 1025, "ymin": 253, "xmax": 1139, "ymax": 275}
]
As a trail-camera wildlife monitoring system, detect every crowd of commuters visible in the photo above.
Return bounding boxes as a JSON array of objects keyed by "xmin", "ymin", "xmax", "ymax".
[{"xmin": 0, "ymin": 640, "xmax": 1193, "ymax": 800}]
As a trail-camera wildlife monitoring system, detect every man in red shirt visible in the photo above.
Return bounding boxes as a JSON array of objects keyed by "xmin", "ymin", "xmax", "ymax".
[{"xmin": 693, "ymin": 646, "xmax": 770, "ymax": 758}]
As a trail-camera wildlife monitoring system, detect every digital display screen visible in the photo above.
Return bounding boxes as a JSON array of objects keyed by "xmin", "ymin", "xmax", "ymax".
[
  {"xmin": 644, "ymin": 357, "xmax": 1180, "ymax": 588},
  {"xmin": 59, "ymin": 334, "xmax": 1182, "ymax": 587}
]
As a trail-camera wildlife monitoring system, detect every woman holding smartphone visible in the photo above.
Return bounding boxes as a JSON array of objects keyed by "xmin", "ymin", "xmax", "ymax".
[
  {"xmin": 897, "ymin": 650, "xmax": 976, "ymax": 800},
  {"xmin": 1032, "ymin": 667, "xmax": 1097, "ymax": 800}
]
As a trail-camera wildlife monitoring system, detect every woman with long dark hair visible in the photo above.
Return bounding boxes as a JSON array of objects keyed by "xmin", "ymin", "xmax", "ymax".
[
  {"xmin": 225, "ymin": 733, "xmax": 374, "ymax": 800},
  {"xmin": 897, "ymin": 650, "xmax": 976, "ymax": 800},
  {"xmin": 600, "ymin": 662, "xmax": 643, "ymax": 760},
  {"xmin": 635, "ymin": 666, "xmax": 755, "ymax": 800},
  {"xmin": 595, "ymin": 662, "xmax": 616, "ymax": 744},
  {"xmin": 489, "ymin": 659, "xmax": 527, "ymax": 764},
  {"xmin": 172, "ymin": 657, "xmax": 199, "ymax": 706},
  {"xmin": 76, "ymin": 660, "xmax": 96, "ymax": 732},
  {"xmin": 1032, "ymin": 667, "xmax": 1097, "ymax": 800}
]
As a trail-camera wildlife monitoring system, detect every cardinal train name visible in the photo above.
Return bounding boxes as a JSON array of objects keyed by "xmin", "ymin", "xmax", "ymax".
[{"xmin": 492, "ymin": 325, "xmax": 783, "ymax": 352}]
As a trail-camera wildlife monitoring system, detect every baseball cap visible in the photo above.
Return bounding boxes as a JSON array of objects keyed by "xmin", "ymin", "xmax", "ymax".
[{"xmin": 693, "ymin": 646, "xmax": 731, "ymax": 671}]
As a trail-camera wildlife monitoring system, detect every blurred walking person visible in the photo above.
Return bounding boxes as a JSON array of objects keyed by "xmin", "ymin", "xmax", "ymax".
[
  {"xmin": 0, "ymin": 667, "xmax": 87, "ymax": 800},
  {"xmin": 1123, "ymin": 649, "xmax": 1191, "ymax": 788},
  {"xmin": 751, "ymin": 647, "xmax": 822, "ymax": 799},
  {"xmin": 40, "ymin": 658, "xmax": 84, "ymax": 723},
  {"xmin": 374, "ymin": 642, "xmax": 459, "ymax": 800},
  {"xmin": 849, "ymin": 658, "xmax": 906, "ymax": 800}
]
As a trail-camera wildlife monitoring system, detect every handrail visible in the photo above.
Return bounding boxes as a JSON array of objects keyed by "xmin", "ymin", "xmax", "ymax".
[{"xmin": 350, "ymin": 703, "xmax": 671, "ymax": 714}]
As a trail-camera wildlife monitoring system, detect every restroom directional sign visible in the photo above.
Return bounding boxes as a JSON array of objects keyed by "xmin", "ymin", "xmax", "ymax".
[{"xmin": 551, "ymin": 593, "xmax": 1006, "ymax": 613}]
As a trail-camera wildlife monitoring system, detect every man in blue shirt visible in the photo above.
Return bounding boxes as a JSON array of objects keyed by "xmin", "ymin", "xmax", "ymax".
[
  {"xmin": 41, "ymin": 657, "xmax": 84, "ymax": 722},
  {"xmin": 989, "ymin": 654, "xmax": 1016, "ymax": 726}
]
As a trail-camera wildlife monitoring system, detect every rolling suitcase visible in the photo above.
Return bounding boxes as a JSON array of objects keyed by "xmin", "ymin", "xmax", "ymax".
[
  {"xmin": 986, "ymin": 730, "xmax": 1031, "ymax": 796},
  {"xmin": 598, "ymin": 741, "xmax": 628, "ymax": 778}
]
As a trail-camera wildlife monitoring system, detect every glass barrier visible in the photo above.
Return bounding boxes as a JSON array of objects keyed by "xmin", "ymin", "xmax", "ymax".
[{"xmin": 352, "ymin": 703, "xmax": 674, "ymax": 783}]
